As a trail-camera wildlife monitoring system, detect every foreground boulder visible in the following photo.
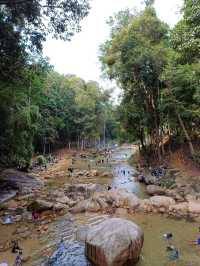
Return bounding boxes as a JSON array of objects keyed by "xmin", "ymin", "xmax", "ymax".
[{"xmin": 85, "ymin": 218, "xmax": 144, "ymax": 266}]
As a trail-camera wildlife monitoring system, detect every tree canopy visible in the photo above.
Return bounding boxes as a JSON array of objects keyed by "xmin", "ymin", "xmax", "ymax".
[{"xmin": 100, "ymin": 1, "xmax": 200, "ymax": 163}]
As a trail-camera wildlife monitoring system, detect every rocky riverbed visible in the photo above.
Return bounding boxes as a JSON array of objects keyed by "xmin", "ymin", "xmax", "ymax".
[{"xmin": 0, "ymin": 146, "xmax": 200, "ymax": 265}]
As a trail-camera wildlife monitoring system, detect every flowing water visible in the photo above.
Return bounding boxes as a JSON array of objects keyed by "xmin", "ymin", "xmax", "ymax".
[{"xmin": 0, "ymin": 146, "xmax": 199, "ymax": 266}]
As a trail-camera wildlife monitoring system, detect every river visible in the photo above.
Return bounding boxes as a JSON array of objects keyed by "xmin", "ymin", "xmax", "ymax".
[{"xmin": 0, "ymin": 146, "xmax": 199, "ymax": 266}]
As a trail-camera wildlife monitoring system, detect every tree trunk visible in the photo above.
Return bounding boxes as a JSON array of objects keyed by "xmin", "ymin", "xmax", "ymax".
[{"xmin": 175, "ymin": 110, "xmax": 195, "ymax": 157}]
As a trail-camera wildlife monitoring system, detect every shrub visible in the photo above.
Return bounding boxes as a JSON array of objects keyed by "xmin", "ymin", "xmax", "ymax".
[{"xmin": 36, "ymin": 155, "xmax": 47, "ymax": 165}]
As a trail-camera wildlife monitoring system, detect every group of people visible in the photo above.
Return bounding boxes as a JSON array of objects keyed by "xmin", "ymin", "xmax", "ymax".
[
  {"xmin": 113, "ymin": 167, "xmax": 130, "ymax": 177},
  {"xmin": 163, "ymin": 229, "xmax": 200, "ymax": 262}
]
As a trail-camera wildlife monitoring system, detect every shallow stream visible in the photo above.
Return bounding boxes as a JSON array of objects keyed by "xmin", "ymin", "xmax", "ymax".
[{"xmin": 0, "ymin": 146, "xmax": 199, "ymax": 266}]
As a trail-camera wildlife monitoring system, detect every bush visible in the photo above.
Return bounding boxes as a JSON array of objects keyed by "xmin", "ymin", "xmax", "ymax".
[{"xmin": 36, "ymin": 155, "xmax": 47, "ymax": 165}]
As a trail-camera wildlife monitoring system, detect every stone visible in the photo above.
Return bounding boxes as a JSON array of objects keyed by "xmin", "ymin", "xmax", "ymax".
[
  {"xmin": 86, "ymin": 199, "xmax": 101, "ymax": 212},
  {"xmin": 27, "ymin": 199, "xmax": 53, "ymax": 212},
  {"xmin": 69, "ymin": 206, "xmax": 86, "ymax": 214},
  {"xmin": 169, "ymin": 202, "xmax": 189, "ymax": 213},
  {"xmin": 48, "ymin": 241, "xmax": 91, "ymax": 266},
  {"xmin": 150, "ymin": 196, "xmax": 175, "ymax": 208},
  {"xmin": 188, "ymin": 200, "xmax": 200, "ymax": 214},
  {"xmin": 85, "ymin": 218, "xmax": 143, "ymax": 266},
  {"xmin": 116, "ymin": 189, "xmax": 140, "ymax": 210},
  {"xmin": 102, "ymin": 172, "xmax": 112, "ymax": 178},
  {"xmin": 1, "ymin": 169, "xmax": 44, "ymax": 195},
  {"xmin": 90, "ymin": 170, "xmax": 99, "ymax": 176},
  {"xmin": 115, "ymin": 208, "xmax": 128, "ymax": 217},
  {"xmin": 53, "ymin": 203, "xmax": 67, "ymax": 211},
  {"xmin": 146, "ymin": 185, "xmax": 165, "ymax": 196},
  {"xmin": 56, "ymin": 196, "xmax": 71, "ymax": 205},
  {"xmin": 76, "ymin": 225, "xmax": 89, "ymax": 242}
]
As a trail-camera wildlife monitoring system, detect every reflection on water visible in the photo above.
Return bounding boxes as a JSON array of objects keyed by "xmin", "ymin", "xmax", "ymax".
[{"xmin": 111, "ymin": 147, "xmax": 147, "ymax": 198}]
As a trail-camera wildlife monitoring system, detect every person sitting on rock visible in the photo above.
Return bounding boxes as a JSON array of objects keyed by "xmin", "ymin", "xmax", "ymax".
[{"xmin": 107, "ymin": 185, "xmax": 112, "ymax": 191}]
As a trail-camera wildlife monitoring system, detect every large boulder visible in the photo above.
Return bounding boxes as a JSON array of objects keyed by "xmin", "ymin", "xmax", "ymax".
[
  {"xmin": 146, "ymin": 185, "xmax": 165, "ymax": 196},
  {"xmin": 112, "ymin": 189, "xmax": 140, "ymax": 210},
  {"xmin": 1, "ymin": 169, "xmax": 44, "ymax": 195},
  {"xmin": 85, "ymin": 218, "xmax": 144, "ymax": 266}
]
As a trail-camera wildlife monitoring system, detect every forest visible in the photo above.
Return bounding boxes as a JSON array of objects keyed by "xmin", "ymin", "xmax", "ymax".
[
  {"xmin": 0, "ymin": 0, "xmax": 118, "ymax": 168},
  {"xmin": 0, "ymin": 0, "xmax": 199, "ymax": 168}
]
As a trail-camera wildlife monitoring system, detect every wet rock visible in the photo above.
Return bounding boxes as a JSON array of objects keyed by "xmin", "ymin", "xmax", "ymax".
[
  {"xmin": 0, "ymin": 190, "xmax": 17, "ymax": 204},
  {"xmin": 146, "ymin": 185, "xmax": 165, "ymax": 196},
  {"xmin": 85, "ymin": 218, "xmax": 144, "ymax": 266},
  {"xmin": 1, "ymin": 169, "xmax": 44, "ymax": 195},
  {"xmin": 47, "ymin": 241, "xmax": 92, "ymax": 266},
  {"xmin": 27, "ymin": 199, "xmax": 53, "ymax": 212}
]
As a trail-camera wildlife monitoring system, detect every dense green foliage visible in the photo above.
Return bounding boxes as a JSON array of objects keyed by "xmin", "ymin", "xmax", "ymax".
[
  {"xmin": 100, "ymin": 0, "xmax": 200, "ymax": 163},
  {"xmin": 0, "ymin": 0, "xmax": 118, "ymax": 167},
  {"xmin": 0, "ymin": 66, "xmax": 117, "ymax": 167}
]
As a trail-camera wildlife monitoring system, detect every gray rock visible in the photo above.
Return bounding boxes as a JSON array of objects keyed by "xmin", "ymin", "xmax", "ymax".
[
  {"xmin": 146, "ymin": 185, "xmax": 165, "ymax": 196},
  {"xmin": 27, "ymin": 199, "xmax": 53, "ymax": 212},
  {"xmin": 85, "ymin": 218, "xmax": 144, "ymax": 266}
]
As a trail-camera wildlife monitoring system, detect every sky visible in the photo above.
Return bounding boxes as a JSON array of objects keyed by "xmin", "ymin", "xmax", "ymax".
[{"xmin": 43, "ymin": 0, "xmax": 183, "ymax": 99}]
